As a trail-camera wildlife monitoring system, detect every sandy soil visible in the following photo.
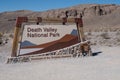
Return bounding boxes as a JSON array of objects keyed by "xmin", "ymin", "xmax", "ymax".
[{"xmin": 0, "ymin": 32, "xmax": 120, "ymax": 80}]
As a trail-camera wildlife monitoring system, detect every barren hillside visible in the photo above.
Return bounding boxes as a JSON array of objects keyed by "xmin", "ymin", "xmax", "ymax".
[{"xmin": 0, "ymin": 4, "xmax": 120, "ymax": 32}]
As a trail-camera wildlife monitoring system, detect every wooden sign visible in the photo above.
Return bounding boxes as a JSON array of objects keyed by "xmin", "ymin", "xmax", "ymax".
[
  {"xmin": 18, "ymin": 24, "xmax": 78, "ymax": 56},
  {"xmin": 11, "ymin": 17, "xmax": 91, "ymax": 59}
]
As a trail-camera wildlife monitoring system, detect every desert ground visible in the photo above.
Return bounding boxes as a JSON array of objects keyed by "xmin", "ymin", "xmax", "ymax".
[{"xmin": 0, "ymin": 31, "xmax": 120, "ymax": 80}]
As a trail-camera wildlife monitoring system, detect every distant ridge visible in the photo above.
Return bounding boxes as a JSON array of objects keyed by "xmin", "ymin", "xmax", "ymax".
[{"xmin": 0, "ymin": 4, "xmax": 120, "ymax": 32}]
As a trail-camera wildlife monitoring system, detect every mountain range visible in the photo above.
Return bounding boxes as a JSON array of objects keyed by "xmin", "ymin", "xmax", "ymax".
[
  {"xmin": 20, "ymin": 40, "xmax": 36, "ymax": 48},
  {"xmin": 0, "ymin": 4, "xmax": 120, "ymax": 32}
]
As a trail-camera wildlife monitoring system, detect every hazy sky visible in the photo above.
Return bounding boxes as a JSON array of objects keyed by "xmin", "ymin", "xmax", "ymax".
[{"xmin": 0, "ymin": 0, "xmax": 120, "ymax": 12}]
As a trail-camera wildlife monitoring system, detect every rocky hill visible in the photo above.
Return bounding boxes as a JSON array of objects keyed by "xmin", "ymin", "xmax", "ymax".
[{"xmin": 0, "ymin": 4, "xmax": 120, "ymax": 32}]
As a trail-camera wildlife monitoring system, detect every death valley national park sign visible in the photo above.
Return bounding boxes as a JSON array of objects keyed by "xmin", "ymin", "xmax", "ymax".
[{"xmin": 17, "ymin": 24, "xmax": 79, "ymax": 55}]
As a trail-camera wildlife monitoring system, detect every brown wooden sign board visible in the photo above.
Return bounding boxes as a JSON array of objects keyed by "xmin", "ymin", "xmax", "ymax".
[{"xmin": 11, "ymin": 17, "xmax": 89, "ymax": 59}]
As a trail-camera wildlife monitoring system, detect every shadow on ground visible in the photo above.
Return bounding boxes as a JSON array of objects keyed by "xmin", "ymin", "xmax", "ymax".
[{"xmin": 92, "ymin": 51, "xmax": 102, "ymax": 56}]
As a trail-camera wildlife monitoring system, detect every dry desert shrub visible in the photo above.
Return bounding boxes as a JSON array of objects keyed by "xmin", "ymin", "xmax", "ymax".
[
  {"xmin": 9, "ymin": 33, "xmax": 14, "ymax": 38},
  {"xmin": 0, "ymin": 32, "xmax": 3, "ymax": 38},
  {"xmin": 0, "ymin": 37, "xmax": 2, "ymax": 44},
  {"xmin": 103, "ymin": 28, "xmax": 109, "ymax": 32},
  {"xmin": 91, "ymin": 42, "xmax": 97, "ymax": 45},
  {"xmin": 116, "ymin": 31, "xmax": 120, "ymax": 35},
  {"xmin": 109, "ymin": 28, "xmax": 113, "ymax": 32},
  {"xmin": 117, "ymin": 38, "xmax": 120, "ymax": 42},
  {"xmin": 0, "ymin": 32, "xmax": 3, "ymax": 45},
  {"xmin": 100, "ymin": 32, "xmax": 110, "ymax": 39},
  {"xmin": 87, "ymin": 32, "xmax": 92, "ymax": 36}
]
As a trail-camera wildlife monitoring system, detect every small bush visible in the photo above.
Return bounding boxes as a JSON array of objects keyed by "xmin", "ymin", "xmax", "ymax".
[
  {"xmin": 0, "ymin": 32, "xmax": 3, "ymax": 45},
  {"xmin": 116, "ymin": 31, "xmax": 120, "ymax": 35},
  {"xmin": 100, "ymin": 33, "xmax": 110, "ymax": 39},
  {"xmin": 87, "ymin": 32, "xmax": 92, "ymax": 36},
  {"xmin": 117, "ymin": 39, "xmax": 120, "ymax": 42},
  {"xmin": 9, "ymin": 33, "xmax": 14, "ymax": 38},
  {"xmin": 0, "ymin": 38, "xmax": 3, "ymax": 45},
  {"xmin": 0, "ymin": 32, "xmax": 3, "ymax": 38}
]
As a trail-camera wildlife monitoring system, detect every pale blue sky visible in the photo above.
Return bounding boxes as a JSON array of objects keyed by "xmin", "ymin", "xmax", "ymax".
[{"xmin": 0, "ymin": 0, "xmax": 120, "ymax": 12}]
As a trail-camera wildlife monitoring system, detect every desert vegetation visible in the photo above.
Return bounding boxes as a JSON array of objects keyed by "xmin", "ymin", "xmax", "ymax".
[
  {"xmin": 0, "ymin": 32, "xmax": 10, "ymax": 46},
  {"xmin": 100, "ymin": 32, "xmax": 110, "ymax": 39},
  {"xmin": 0, "ymin": 32, "xmax": 3, "ymax": 45}
]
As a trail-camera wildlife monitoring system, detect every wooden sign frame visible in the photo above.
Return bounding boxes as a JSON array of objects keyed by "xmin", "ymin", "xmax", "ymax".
[{"xmin": 11, "ymin": 17, "xmax": 86, "ymax": 57}]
